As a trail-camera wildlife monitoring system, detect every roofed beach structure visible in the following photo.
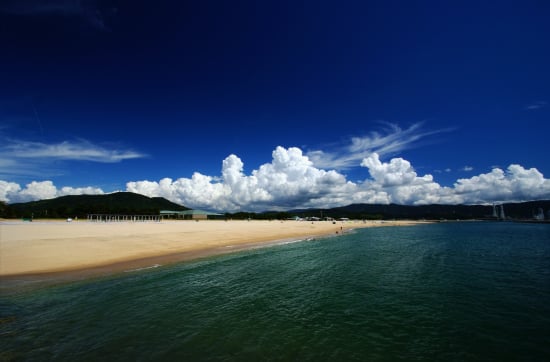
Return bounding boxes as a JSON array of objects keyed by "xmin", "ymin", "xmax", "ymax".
[
  {"xmin": 160, "ymin": 210, "xmax": 224, "ymax": 220},
  {"xmin": 87, "ymin": 214, "xmax": 161, "ymax": 222}
]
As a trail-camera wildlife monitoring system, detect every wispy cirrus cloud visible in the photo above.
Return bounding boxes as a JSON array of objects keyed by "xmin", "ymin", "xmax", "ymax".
[
  {"xmin": 525, "ymin": 100, "xmax": 547, "ymax": 110},
  {"xmin": 0, "ymin": 0, "xmax": 117, "ymax": 31},
  {"xmin": 307, "ymin": 122, "xmax": 452, "ymax": 170},
  {"xmin": 0, "ymin": 138, "xmax": 147, "ymax": 180},
  {"xmin": 4, "ymin": 139, "xmax": 146, "ymax": 162}
]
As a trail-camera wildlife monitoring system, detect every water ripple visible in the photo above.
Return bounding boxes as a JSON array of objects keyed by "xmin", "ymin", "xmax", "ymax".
[{"xmin": 1, "ymin": 222, "xmax": 549, "ymax": 361}]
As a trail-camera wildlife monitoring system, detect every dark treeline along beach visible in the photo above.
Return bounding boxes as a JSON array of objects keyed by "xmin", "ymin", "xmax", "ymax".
[
  {"xmin": 3, "ymin": 192, "xmax": 550, "ymax": 221},
  {"xmin": 1, "ymin": 222, "xmax": 549, "ymax": 361}
]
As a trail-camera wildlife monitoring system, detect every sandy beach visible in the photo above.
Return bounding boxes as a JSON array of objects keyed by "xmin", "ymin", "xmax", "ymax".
[{"xmin": 0, "ymin": 219, "xmax": 426, "ymax": 277}]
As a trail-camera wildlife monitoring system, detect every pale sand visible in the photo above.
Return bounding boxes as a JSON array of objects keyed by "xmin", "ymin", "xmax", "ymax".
[{"xmin": 0, "ymin": 219, "xmax": 427, "ymax": 277}]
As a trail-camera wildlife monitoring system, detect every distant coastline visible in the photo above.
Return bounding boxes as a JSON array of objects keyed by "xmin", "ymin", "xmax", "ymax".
[{"xmin": 4, "ymin": 192, "xmax": 549, "ymax": 222}]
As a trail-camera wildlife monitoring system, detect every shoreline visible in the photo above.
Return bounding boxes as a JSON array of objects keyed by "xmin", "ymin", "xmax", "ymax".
[
  {"xmin": 0, "ymin": 234, "xmax": 329, "ymax": 292},
  {"xmin": 0, "ymin": 219, "xmax": 430, "ymax": 281}
]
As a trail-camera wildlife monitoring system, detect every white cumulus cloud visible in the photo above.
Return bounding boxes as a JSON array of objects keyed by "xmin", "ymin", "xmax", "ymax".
[
  {"xmin": 127, "ymin": 147, "xmax": 355, "ymax": 211},
  {"xmin": 359, "ymin": 153, "xmax": 458, "ymax": 205},
  {"xmin": 453, "ymin": 164, "xmax": 550, "ymax": 204},
  {"xmin": 124, "ymin": 148, "xmax": 550, "ymax": 210},
  {"xmin": 2, "ymin": 147, "xmax": 550, "ymax": 210},
  {"xmin": 0, "ymin": 180, "xmax": 104, "ymax": 203},
  {"xmin": 0, "ymin": 180, "xmax": 22, "ymax": 203}
]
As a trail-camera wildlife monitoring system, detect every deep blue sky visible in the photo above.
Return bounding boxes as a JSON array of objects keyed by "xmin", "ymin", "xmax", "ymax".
[{"xmin": 1, "ymin": 0, "xmax": 549, "ymax": 210}]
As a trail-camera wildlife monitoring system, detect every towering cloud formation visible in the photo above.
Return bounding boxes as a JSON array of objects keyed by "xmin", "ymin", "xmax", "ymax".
[
  {"xmin": 360, "ymin": 153, "xmax": 455, "ymax": 205},
  {"xmin": 127, "ymin": 147, "xmax": 355, "ymax": 211},
  {"xmin": 453, "ymin": 165, "xmax": 550, "ymax": 203},
  {"xmin": 2, "ymin": 147, "xmax": 550, "ymax": 210}
]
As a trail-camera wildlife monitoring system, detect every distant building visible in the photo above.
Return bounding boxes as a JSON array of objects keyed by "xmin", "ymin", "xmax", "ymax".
[
  {"xmin": 534, "ymin": 208, "xmax": 545, "ymax": 221},
  {"xmin": 160, "ymin": 210, "xmax": 223, "ymax": 220},
  {"xmin": 492, "ymin": 204, "xmax": 506, "ymax": 220}
]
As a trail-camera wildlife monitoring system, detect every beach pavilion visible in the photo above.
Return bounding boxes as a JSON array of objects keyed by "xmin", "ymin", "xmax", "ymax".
[{"xmin": 160, "ymin": 210, "xmax": 224, "ymax": 220}]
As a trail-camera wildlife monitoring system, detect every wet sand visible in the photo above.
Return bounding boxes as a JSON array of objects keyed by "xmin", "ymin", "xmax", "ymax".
[{"xmin": 0, "ymin": 219, "xmax": 427, "ymax": 277}]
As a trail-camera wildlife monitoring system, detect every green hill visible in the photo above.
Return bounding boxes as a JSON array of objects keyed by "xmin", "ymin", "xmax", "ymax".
[{"xmin": 4, "ymin": 192, "xmax": 188, "ymax": 219}]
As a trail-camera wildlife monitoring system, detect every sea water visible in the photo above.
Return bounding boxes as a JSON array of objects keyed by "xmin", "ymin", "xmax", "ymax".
[{"xmin": 1, "ymin": 222, "xmax": 549, "ymax": 361}]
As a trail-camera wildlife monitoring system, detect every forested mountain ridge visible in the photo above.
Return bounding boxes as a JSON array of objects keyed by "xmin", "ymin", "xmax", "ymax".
[
  {"xmin": 287, "ymin": 200, "xmax": 550, "ymax": 220},
  {"xmin": 2, "ymin": 192, "xmax": 549, "ymax": 220},
  {"xmin": 3, "ymin": 192, "xmax": 188, "ymax": 219}
]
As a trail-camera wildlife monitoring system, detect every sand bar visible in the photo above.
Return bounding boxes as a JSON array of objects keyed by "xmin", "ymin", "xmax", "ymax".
[{"xmin": 0, "ymin": 219, "xmax": 427, "ymax": 277}]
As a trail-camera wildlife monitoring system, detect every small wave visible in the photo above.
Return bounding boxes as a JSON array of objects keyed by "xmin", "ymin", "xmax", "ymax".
[
  {"xmin": 124, "ymin": 264, "xmax": 162, "ymax": 273},
  {"xmin": 285, "ymin": 237, "xmax": 316, "ymax": 243}
]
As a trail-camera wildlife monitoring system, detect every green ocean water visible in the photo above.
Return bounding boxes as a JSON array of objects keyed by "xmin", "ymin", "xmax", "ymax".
[{"xmin": 1, "ymin": 222, "xmax": 549, "ymax": 361}]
